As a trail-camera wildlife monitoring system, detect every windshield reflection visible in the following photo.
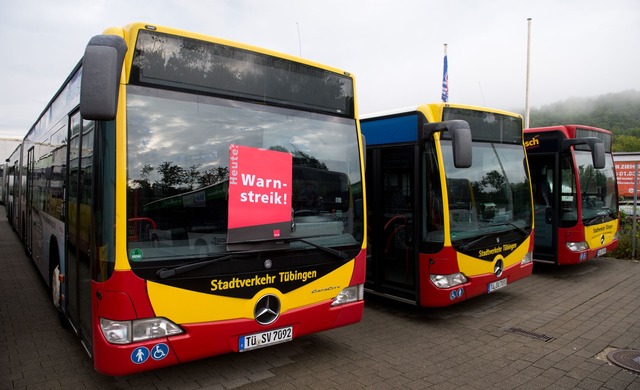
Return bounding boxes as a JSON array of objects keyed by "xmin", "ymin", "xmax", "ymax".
[
  {"xmin": 125, "ymin": 86, "xmax": 363, "ymax": 263},
  {"xmin": 441, "ymin": 142, "xmax": 532, "ymax": 242},
  {"xmin": 574, "ymin": 151, "xmax": 618, "ymax": 224}
]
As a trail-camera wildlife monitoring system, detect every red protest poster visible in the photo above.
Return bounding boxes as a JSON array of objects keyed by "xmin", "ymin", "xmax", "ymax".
[{"xmin": 227, "ymin": 145, "xmax": 292, "ymax": 244}]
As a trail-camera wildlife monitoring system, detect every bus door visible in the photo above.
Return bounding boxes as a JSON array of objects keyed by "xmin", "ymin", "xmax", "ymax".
[
  {"xmin": 528, "ymin": 153, "xmax": 558, "ymax": 262},
  {"xmin": 26, "ymin": 147, "xmax": 35, "ymax": 253},
  {"xmin": 65, "ymin": 111, "xmax": 93, "ymax": 349},
  {"xmin": 366, "ymin": 146, "xmax": 417, "ymax": 301}
]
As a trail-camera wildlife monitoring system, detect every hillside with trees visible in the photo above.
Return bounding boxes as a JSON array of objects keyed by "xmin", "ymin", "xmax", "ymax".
[{"xmin": 522, "ymin": 89, "xmax": 640, "ymax": 152}]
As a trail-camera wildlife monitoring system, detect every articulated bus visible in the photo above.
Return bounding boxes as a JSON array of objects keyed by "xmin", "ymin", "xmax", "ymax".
[
  {"xmin": 0, "ymin": 161, "xmax": 4, "ymax": 205},
  {"xmin": 1, "ymin": 138, "xmax": 22, "ymax": 205},
  {"xmin": 4, "ymin": 145, "xmax": 21, "ymax": 226},
  {"xmin": 361, "ymin": 103, "xmax": 534, "ymax": 307},
  {"xmin": 524, "ymin": 125, "xmax": 618, "ymax": 265},
  {"xmin": 0, "ymin": 163, "xmax": 5, "ymax": 206},
  {"xmin": 9, "ymin": 23, "xmax": 366, "ymax": 375}
]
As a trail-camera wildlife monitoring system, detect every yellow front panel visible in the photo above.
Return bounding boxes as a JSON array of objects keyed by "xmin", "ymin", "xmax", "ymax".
[
  {"xmin": 147, "ymin": 261, "xmax": 355, "ymax": 324},
  {"xmin": 456, "ymin": 237, "xmax": 531, "ymax": 276},
  {"xmin": 584, "ymin": 220, "xmax": 618, "ymax": 249}
]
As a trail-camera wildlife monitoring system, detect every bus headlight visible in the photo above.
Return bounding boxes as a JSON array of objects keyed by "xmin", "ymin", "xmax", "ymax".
[
  {"xmin": 521, "ymin": 251, "xmax": 533, "ymax": 265},
  {"xmin": 566, "ymin": 241, "xmax": 588, "ymax": 252},
  {"xmin": 331, "ymin": 284, "xmax": 364, "ymax": 306},
  {"xmin": 100, "ymin": 318, "xmax": 131, "ymax": 344},
  {"xmin": 430, "ymin": 273, "xmax": 467, "ymax": 289},
  {"xmin": 100, "ymin": 317, "xmax": 183, "ymax": 344}
]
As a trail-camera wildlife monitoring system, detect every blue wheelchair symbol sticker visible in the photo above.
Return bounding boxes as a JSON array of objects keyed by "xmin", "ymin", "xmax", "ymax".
[
  {"xmin": 449, "ymin": 290, "xmax": 457, "ymax": 301},
  {"xmin": 131, "ymin": 346, "xmax": 150, "ymax": 364},
  {"xmin": 151, "ymin": 343, "xmax": 169, "ymax": 361}
]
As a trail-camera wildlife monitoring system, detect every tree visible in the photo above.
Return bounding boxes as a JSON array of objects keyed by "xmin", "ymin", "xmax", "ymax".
[
  {"xmin": 613, "ymin": 135, "xmax": 640, "ymax": 152},
  {"xmin": 156, "ymin": 161, "xmax": 187, "ymax": 194}
]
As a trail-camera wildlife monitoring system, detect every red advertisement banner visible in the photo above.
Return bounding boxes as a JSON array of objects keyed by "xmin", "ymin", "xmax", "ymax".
[
  {"xmin": 615, "ymin": 162, "xmax": 640, "ymax": 197},
  {"xmin": 227, "ymin": 145, "xmax": 292, "ymax": 243}
]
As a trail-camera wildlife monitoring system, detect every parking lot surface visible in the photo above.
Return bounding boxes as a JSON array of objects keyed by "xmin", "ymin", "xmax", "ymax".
[{"xmin": 1, "ymin": 206, "xmax": 640, "ymax": 389}]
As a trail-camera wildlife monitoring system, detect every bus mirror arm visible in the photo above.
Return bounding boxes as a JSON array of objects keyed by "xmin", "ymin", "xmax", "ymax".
[
  {"xmin": 80, "ymin": 34, "xmax": 128, "ymax": 121},
  {"xmin": 561, "ymin": 137, "xmax": 605, "ymax": 169},
  {"xmin": 422, "ymin": 120, "xmax": 472, "ymax": 168}
]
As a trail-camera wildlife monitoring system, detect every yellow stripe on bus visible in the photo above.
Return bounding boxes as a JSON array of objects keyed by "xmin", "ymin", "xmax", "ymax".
[
  {"xmin": 584, "ymin": 220, "xmax": 618, "ymax": 250},
  {"xmin": 456, "ymin": 237, "xmax": 531, "ymax": 277},
  {"xmin": 147, "ymin": 260, "xmax": 355, "ymax": 324}
]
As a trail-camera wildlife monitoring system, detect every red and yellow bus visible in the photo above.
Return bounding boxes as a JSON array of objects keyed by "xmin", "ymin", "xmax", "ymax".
[
  {"xmin": 361, "ymin": 103, "xmax": 534, "ymax": 307},
  {"xmin": 525, "ymin": 125, "xmax": 618, "ymax": 264},
  {"xmin": 9, "ymin": 23, "xmax": 366, "ymax": 375}
]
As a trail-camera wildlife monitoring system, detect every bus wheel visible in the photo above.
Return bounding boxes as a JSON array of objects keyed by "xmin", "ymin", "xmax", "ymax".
[{"xmin": 51, "ymin": 264, "xmax": 69, "ymax": 328}]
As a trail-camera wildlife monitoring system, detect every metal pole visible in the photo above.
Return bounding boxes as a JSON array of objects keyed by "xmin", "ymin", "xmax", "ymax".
[
  {"xmin": 632, "ymin": 163, "xmax": 639, "ymax": 258},
  {"xmin": 525, "ymin": 18, "xmax": 532, "ymax": 129}
]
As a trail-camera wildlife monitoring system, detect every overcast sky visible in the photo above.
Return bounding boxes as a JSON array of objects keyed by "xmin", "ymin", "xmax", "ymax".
[{"xmin": 1, "ymin": 0, "xmax": 639, "ymax": 143}]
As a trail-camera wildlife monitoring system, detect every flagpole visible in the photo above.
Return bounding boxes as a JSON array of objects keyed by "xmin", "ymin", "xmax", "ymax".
[
  {"xmin": 442, "ymin": 43, "xmax": 448, "ymax": 103},
  {"xmin": 525, "ymin": 18, "xmax": 532, "ymax": 128}
]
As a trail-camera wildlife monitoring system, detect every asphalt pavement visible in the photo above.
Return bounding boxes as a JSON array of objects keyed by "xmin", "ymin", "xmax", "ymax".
[{"xmin": 1, "ymin": 205, "xmax": 640, "ymax": 389}]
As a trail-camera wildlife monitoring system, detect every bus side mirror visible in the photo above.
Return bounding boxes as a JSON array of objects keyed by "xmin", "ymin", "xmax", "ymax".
[
  {"xmin": 562, "ymin": 137, "xmax": 605, "ymax": 170},
  {"xmin": 423, "ymin": 120, "xmax": 472, "ymax": 168},
  {"xmin": 80, "ymin": 35, "xmax": 128, "ymax": 121},
  {"xmin": 591, "ymin": 141, "xmax": 605, "ymax": 169}
]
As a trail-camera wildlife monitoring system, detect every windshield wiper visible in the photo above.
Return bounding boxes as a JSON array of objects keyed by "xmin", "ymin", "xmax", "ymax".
[
  {"xmin": 602, "ymin": 207, "xmax": 616, "ymax": 217},
  {"xmin": 458, "ymin": 224, "xmax": 528, "ymax": 251},
  {"xmin": 505, "ymin": 223, "xmax": 529, "ymax": 236},
  {"xmin": 156, "ymin": 253, "xmax": 235, "ymax": 279},
  {"xmin": 227, "ymin": 237, "xmax": 351, "ymax": 261},
  {"xmin": 459, "ymin": 232, "xmax": 500, "ymax": 252},
  {"xmin": 584, "ymin": 214, "xmax": 607, "ymax": 226},
  {"xmin": 288, "ymin": 238, "xmax": 351, "ymax": 260},
  {"xmin": 584, "ymin": 209, "xmax": 614, "ymax": 226},
  {"xmin": 156, "ymin": 236, "xmax": 352, "ymax": 280}
]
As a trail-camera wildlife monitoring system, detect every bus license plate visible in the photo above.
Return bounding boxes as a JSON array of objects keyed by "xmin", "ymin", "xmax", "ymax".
[
  {"xmin": 239, "ymin": 326, "xmax": 293, "ymax": 352},
  {"xmin": 488, "ymin": 278, "xmax": 507, "ymax": 293},
  {"xmin": 597, "ymin": 248, "xmax": 606, "ymax": 257}
]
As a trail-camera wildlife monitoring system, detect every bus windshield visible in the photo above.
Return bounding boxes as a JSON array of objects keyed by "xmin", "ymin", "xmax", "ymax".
[
  {"xmin": 573, "ymin": 150, "xmax": 617, "ymax": 225},
  {"xmin": 440, "ymin": 141, "xmax": 532, "ymax": 243},
  {"xmin": 125, "ymin": 86, "xmax": 363, "ymax": 265},
  {"xmin": 438, "ymin": 107, "xmax": 531, "ymax": 245}
]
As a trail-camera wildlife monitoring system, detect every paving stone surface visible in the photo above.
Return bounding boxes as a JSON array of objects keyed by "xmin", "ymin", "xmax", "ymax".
[{"xmin": 1, "ymin": 206, "xmax": 640, "ymax": 389}]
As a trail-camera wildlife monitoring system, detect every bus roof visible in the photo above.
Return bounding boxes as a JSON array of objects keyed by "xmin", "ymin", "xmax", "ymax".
[
  {"xmin": 525, "ymin": 124, "xmax": 612, "ymax": 136},
  {"xmin": 360, "ymin": 102, "xmax": 522, "ymax": 121}
]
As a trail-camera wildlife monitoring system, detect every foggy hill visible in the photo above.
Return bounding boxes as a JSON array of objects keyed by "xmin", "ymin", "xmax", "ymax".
[{"xmin": 520, "ymin": 90, "xmax": 640, "ymax": 152}]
